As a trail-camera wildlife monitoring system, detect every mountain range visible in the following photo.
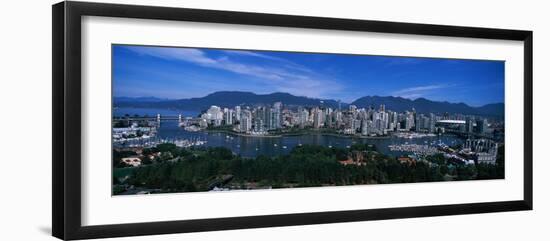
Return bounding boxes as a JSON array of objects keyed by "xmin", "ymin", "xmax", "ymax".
[
  {"xmin": 113, "ymin": 96, "xmax": 169, "ymax": 102},
  {"xmin": 114, "ymin": 91, "xmax": 504, "ymax": 117}
]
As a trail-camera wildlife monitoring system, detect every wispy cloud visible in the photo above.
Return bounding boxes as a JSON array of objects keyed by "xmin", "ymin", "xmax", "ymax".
[
  {"xmin": 392, "ymin": 84, "xmax": 450, "ymax": 99},
  {"xmin": 221, "ymin": 50, "xmax": 315, "ymax": 74},
  {"xmin": 221, "ymin": 50, "xmax": 289, "ymax": 62},
  {"xmin": 124, "ymin": 46, "xmax": 342, "ymax": 99}
]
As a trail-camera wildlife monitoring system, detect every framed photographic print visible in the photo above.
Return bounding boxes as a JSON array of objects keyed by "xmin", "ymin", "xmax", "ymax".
[{"xmin": 52, "ymin": 1, "xmax": 533, "ymax": 240}]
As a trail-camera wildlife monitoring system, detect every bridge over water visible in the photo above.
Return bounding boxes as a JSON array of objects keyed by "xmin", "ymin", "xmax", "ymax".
[{"xmin": 113, "ymin": 114, "xmax": 197, "ymax": 121}]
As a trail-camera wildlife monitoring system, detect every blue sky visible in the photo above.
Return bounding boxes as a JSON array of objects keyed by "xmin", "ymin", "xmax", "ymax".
[{"xmin": 113, "ymin": 45, "xmax": 504, "ymax": 107}]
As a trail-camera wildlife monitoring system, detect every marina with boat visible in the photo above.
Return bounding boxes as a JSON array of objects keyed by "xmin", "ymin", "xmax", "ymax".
[{"xmin": 112, "ymin": 109, "xmax": 467, "ymax": 158}]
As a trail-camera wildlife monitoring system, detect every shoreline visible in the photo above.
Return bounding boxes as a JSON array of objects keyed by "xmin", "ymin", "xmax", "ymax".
[
  {"xmin": 204, "ymin": 129, "xmax": 392, "ymax": 139},
  {"xmin": 206, "ymin": 129, "xmax": 283, "ymax": 138}
]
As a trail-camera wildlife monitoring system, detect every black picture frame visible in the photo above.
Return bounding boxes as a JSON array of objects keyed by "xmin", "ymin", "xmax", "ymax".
[{"xmin": 52, "ymin": 1, "xmax": 533, "ymax": 240}]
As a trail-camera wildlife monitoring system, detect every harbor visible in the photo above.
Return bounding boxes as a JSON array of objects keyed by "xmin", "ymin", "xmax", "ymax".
[
  {"xmin": 113, "ymin": 111, "xmax": 465, "ymax": 158},
  {"xmin": 113, "ymin": 136, "xmax": 207, "ymax": 149}
]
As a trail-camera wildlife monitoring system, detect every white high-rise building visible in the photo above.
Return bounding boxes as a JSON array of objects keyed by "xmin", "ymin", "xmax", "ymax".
[
  {"xmin": 299, "ymin": 109, "xmax": 309, "ymax": 127},
  {"xmin": 391, "ymin": 111, "xmax": 398, "ymax": 131},
  {"xmin": 405, "ymin": 112, "xmax": 415, "ymax": 130},
  {"xmin": 429, "ymin": 113, "xmax": 436, "ymax": 133},
  {"xmin": 381, "ymin": 111, "xmax": 389, "ymax": 130},
  {"xmin": 239, "ymin": 110, "xmax": 252, "ymax": 132},
  {"xmin": 361, "ymin": 119, "xmax": 369, "ymax": 136},
  {"xmin": 313, "ymin": 108, "xmax": 323, "ymax": 129},
  {"xmin": 273, "ymin": 102, "xmax": 282, "ymax": 129},
  {"xmin": 234, "ymin": 106, "xmax": 241, "ymax": 122},
  {"xmin": 224, "ymin": 109, "xmax": 234, "ymax": 125},
  {"xmin": 335, "ymin": 111, "xmax": 343, "ymax": 126}
]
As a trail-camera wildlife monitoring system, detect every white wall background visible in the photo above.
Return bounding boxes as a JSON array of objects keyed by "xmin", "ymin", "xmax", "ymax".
[{"xmin": 0, "ymin": 0, "xmax": 547, "ymax": 240}]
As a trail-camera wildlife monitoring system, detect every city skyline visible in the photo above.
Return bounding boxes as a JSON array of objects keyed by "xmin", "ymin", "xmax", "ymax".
[
  {"xmin": 113, "ymin": 95, "xmax": 504, "ymax": 195},
  {"xmin": 113, "ymin": 45, "xmax": 505, "ymax": 107}
]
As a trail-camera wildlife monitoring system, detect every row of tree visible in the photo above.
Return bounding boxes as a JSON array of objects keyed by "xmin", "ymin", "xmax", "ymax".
[{"xmin": 114, "ymin": 143, "xmax": 504, "ymax": 194}]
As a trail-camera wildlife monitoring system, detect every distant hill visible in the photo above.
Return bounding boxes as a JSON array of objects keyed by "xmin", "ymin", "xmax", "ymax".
[
  {"xmin": 115, "ymin": 91, "xmax": 342, "ymax": 110},
  {"xmin": 351, "ymin": 96, "xmax": 504, "ymax": 117},
  {"xmin": 115, "ymin": 91, "xmax": 504, "ymax": 117},
  {"xmin": 114, "ymin": 96, "xmax": 170, "ymax": 103},
  {"xmin": 474, "ymin": 103, "xmax": 505, "ymax": 117}
]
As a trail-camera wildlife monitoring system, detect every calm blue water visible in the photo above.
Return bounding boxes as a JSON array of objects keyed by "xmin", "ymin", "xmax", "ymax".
[
  {"xmin": 155, "ymin": 120, "xmax": 462, "ymax": 158},
  {"xmin": 115, "ymin": 108, "xmax": 463, "ymax": 158}
]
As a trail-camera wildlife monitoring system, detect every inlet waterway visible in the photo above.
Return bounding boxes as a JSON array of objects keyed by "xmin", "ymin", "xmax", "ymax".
[{"xmin": 114, "ymin": 107, "xmax": 464, "ymax": 158}]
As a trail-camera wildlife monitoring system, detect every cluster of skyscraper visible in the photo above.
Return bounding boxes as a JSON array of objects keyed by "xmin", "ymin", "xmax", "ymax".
[{"xmin": 197, "ymin": 102, "xmax": 462, "ymax": 136}]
